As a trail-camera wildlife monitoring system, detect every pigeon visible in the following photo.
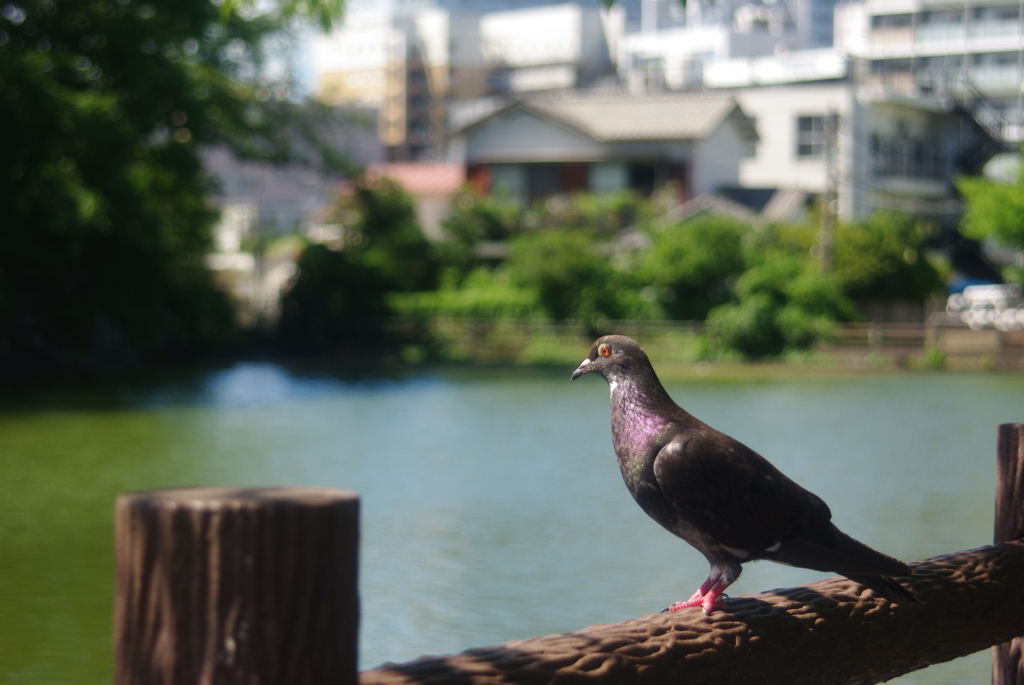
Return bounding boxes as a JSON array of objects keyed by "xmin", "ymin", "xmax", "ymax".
[{"xmin": 571, "ymin": 335, "xmax": 915, "ymax": 614}]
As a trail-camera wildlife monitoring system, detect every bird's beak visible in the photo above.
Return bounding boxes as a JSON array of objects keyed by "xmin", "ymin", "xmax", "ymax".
[{"xmin": 570, "ymin": 358, "xmax": 591, "ymax": 381}]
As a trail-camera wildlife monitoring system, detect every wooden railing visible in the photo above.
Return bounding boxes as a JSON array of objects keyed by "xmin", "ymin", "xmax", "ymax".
[
  {"xmin": 386, "ymin": 317, "xmax": 1024, "ymax": 367},
  {"xmin": 113, "ymin": 426, "xmax": 1024, "ymax": 685}
]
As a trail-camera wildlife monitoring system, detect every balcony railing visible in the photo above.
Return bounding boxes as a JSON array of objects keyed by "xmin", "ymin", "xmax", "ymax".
[{"xmin": 872, "ymin": 147, "xmax": 950, "ymax": 181}]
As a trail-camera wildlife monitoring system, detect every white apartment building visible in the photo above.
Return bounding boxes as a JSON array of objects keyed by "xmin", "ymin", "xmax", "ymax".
[
  {"xmin": 698, "ymin": 48, "xmax": 998, "ymax": 223},
  {"xmin": 615, "ymin": 1, "xmax": 1013, "ymax": 223},
  {"xmin": 616, "ymin": 0, "xmax": 841, "ymax": 92},
  {"xmin": 836, "ymin": 0, "xmax": 1024, "ymax": 143}
]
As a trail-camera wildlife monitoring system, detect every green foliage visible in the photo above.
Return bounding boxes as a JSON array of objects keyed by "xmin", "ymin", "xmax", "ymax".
[
  {"xmin": 389, "ymin": 269, "xmax": 541, "ymax": 319},
  {"xmin": 698, "ymin": 212, "xmax": 939, "ymax": 359},
  {"xmin": 219, "ymin": 0, "xmax": 346, "ymax": 31},
  {"xmin": 956, "ymin": 155, "xmax": 1024, "ymax": 249},
  {"xmin": 435, "ymin": 190, "xmax": 650, "ymax": 283},
  {"xmin": 443, "ymin": 191, "xmax": 522, "ymax": 244},
  {"xmin": 343, "ymin": 178, "xmax": 437, "ymax": 292},
  {"xmin": 831, "ymin": 212, "xmax": 940, "ymax": 300},
  {"xmin": 429, "ymin": 190, "xmax": 658, "ymax": 325},
  {"xmin": 276, "ymin": 178, "xmax": 437, "ymax": 352},
  {"xmin": 505, "ymin": 229, "xmax": 632, "ymax": 324},
  {"xmin": 276, "ymin": 243, "xmax": 389, "ymax": 352},
  {"xmin": 923, "ymin": 347, "xmax": 946, "ymax": 369},
  {"xmin": 325, "ymin": 182, "xmax": 941, "ymax": 361},
  {"xmin": 435, "ymin": 191, "xmax": 521, "ymax": 279},
  {"xmin": 751, "ymin": 221, "xmax": 818, "ymax": 256},
  {"xmin": 530, "ymin": 190, "xmax": 649, "ymax": 234},
  {"xmin": 0, "ymin": 0, "xmax": 349, "ymax": 373},
  {"xmin": 640, "ymin": 215, "xmax": 746, "ymax": 320},
  {"xmin": 706, "ymin": 257, "xmax": 856, "ymax": 358}
]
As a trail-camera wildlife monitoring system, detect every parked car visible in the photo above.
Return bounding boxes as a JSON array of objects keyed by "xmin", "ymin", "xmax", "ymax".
[{"xmin": 946, "ymin": 284, "xmax": 1024, "ymax": 331}]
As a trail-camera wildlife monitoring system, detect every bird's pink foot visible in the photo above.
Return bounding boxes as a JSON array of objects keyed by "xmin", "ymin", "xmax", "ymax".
[{"xmin": 663, "ymin": 587, "xmax": 726, "ymax": 614}]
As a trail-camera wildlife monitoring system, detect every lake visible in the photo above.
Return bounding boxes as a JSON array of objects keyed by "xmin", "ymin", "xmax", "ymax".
[{"xmin": 1, "ymin": 360, "xmax": 1022, "ymax": 684}]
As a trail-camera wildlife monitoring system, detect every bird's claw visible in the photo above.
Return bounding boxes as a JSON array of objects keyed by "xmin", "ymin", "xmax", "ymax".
[{"xmin": 661, "ymin": 588, "xmax": 727, "ymax": 615}]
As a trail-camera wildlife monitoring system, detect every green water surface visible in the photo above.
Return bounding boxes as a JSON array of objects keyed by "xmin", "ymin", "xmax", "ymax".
[{"xmin": 1, "ymin": 363, "xmax": 1021, "ymax": 684}]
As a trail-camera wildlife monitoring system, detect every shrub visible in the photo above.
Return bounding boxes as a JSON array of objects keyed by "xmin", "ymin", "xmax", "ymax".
[
  {"xmin": 640, "ymin": 215, "xmax": 746, "ymax": 320},
  {"xmin": 276, "ymin": 244, "xmax": 391, "ymax": 352},
  {"xmin": 832, "ymin": 212, "xmax": 940, "ymax": 301},
  {"xmin": 388, "ymin": 269, "xmax": 541, "ymax": 319},
  {"xmin": 706, "ymin": 257, "xmax": 856, "ymax": 358},
  {"xmin": 533, "ymin": 190, "xmax": 650, "ymax": 234},
  {"xmin": 955, "ymin": 151, "xmax": 1024, "ymax": 249},
  {"xmin": 275, "ymin": 178, "xmax": 438, "ymax": 353},
  {"xmin": 436, "ymin": 192, "xmax": 522, "ymax": 280},
  {"xmin": 505, "ymin": 229, "xmax": 626, "ymax": 323}
]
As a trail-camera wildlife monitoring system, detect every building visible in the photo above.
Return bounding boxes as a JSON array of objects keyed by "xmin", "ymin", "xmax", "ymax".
[
  {"xmin": 836, "ymin": 0, "xmax": 1024, "ymax": 143},
  {"xmin": 615, "ymin": 0, "xmax": 842, "ymax": 92},
  {"xmin": 698, "ymin": 49, "xmax": 1000, "ymax": 223},
  {"xmin": 312, "ymin": 2, "xmax": 618, "ymax": 160},
  {"xmin": 449, "ymin": 93, "xmax": 758, "ymax": 205},
  {"xmin": 312, "ymin": 8, "xmax": 467, "ymax": 159},
  {"xmin": 311, "ymin": 0, "xmax": 1014, "ymax": 226},
  {"xmin": 312, "ymin": 0, "xmax": 846, "ymax": 159},
  {"xmin": 600, "ymin": 1, "xmax": 1013, "ymax": 224}
]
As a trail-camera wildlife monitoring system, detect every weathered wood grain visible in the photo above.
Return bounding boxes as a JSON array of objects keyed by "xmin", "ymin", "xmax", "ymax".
[
  {"xmin": 995, "ymin": 424, "xmax": 1024, "ymax": 685},
  {"xmin": 360, "ymin": 542, "xmax": 1024, "ymax": 685},
  {"xmin": 114, "ymin": 486, "xmax": 359, "ymax": 685}
]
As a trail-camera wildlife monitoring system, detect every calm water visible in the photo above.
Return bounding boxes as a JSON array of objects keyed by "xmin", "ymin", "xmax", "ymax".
[{"xmin": 2, "ymin": 361, "xmax": 1022, "ymax": 684}]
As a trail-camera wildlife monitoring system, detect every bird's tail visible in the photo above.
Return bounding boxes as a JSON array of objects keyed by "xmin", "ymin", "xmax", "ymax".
[
  {"xmin": 771, "ymin": 524, "xmax": 911, "ymax": 576},
  {"xmin": 767, "ymin": 523, "xmax": 917, "ymax": 604}
]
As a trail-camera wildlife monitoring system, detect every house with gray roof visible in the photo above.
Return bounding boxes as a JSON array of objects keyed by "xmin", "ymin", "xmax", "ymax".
[{"xmin": 447, "ymin": 93, "xmax": 759, "ymax": 205}]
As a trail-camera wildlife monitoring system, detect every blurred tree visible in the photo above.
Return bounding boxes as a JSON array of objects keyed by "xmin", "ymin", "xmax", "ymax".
[
  {"xmin": 434, "ymin": 190, "xmax": 648, "ymax": 284},
  {"xmin": 505, "ymin": 229, "xmax": 628, "ymax": 324},
  {"xmin": 276, "ymin": 178, "xmax": 438, "ymax": 353},
  {"xmin": 275, "ymin": 243, "xmax": 389, "ymax": 353},
  {"xmin": 640, "ymin": 215, "xmax": 746, "ymax": 320},
  {"xmin": 531, "ymin": 190, "xmax": 648, "ymax": 234},
  {"xmin": 444, "ymin": 191, "xmax": 521, "ymax": 245},
  {"xmin": 0, "ymin": 0, "xmax": 350, "ymax": 375},
  {"xmin": 704, "ymin": 212, "xmax": 938, "ymax": 359},
  {"xmin": 706, "ymin": 256, "xmax": 856, "ymax": 358},
  {"xmin": 435, "ymin": 191, "xmax": 521, "ymax": 281},
  {"xmin": 831, "ymin": 212, "xmax": 940, "ymax": 301},
  {"xmin": 389, "ymin": 268, "xmax": 541, "ymax": 320},
  {"xmin": 956, "ymin": 151, "xmax": 1024, "ymax": 249},
  {"xmin": 345, "ymin": 178, "xmax": 438, "ymax": 293}
]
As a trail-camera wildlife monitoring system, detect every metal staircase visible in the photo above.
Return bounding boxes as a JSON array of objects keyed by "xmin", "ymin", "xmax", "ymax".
[{"xmin": 915, "ymin": 72, "xmax": 1011, "ymax": 175}]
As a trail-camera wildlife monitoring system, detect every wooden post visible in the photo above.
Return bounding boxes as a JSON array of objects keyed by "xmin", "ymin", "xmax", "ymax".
[
  {"xmin": 995, "ymin": 424, "xmax": 1024, "ymax": 685},
  {"xmin": 114, "ymin": 487, "xmax": 359, "ymax": 685}
]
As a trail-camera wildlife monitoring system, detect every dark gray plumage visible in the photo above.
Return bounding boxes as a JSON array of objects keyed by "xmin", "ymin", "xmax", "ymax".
[{"xmin": 571, "ymin": 335, "xmax": 915, "ymax": 614}]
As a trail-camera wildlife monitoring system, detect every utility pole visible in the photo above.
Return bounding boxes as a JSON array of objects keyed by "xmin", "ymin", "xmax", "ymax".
[
  {"xmin": 1017, "ymin": 0, "xmax": 1023, "ymax": 143},
  {"xmin": 819, "ymin": 111, "xmax": 838, "ymax": 273}
]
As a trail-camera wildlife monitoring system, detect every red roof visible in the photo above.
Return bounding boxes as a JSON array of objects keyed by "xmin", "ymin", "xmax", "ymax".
[{"xmin": 367, "ymin": 163, "xmax": 465, "ymax": 196}]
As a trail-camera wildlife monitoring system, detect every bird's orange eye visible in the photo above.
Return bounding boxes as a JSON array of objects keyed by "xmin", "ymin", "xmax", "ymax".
[{"xmin": 598, "ymin": 344, "xmax": 611, "ymax": 357}]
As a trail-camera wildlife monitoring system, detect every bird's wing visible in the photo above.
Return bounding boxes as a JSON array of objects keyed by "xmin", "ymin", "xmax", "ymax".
[{"xmin": 652, "ymin": 427, "xmax": 833, "ymax": 554}]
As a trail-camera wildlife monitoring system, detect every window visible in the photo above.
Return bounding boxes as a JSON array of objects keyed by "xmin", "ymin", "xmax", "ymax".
[
  {"xmin": 589, "ymin": 162, "xmax": 628, "ymax": 194},
  {"xmin": 742, "ymin": 117, "xmax": 757, "ymax": 158},
  {"xmin": 796, "ymin": 115, "xmax": 833, "ymax": 158},
  {"xmin": 994, "ymin": 7, "xmax": 1020, "ymax": 22},
  {"xmin": 871, "ymin": 13, "xmax": 912, "ymax": 28}
]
